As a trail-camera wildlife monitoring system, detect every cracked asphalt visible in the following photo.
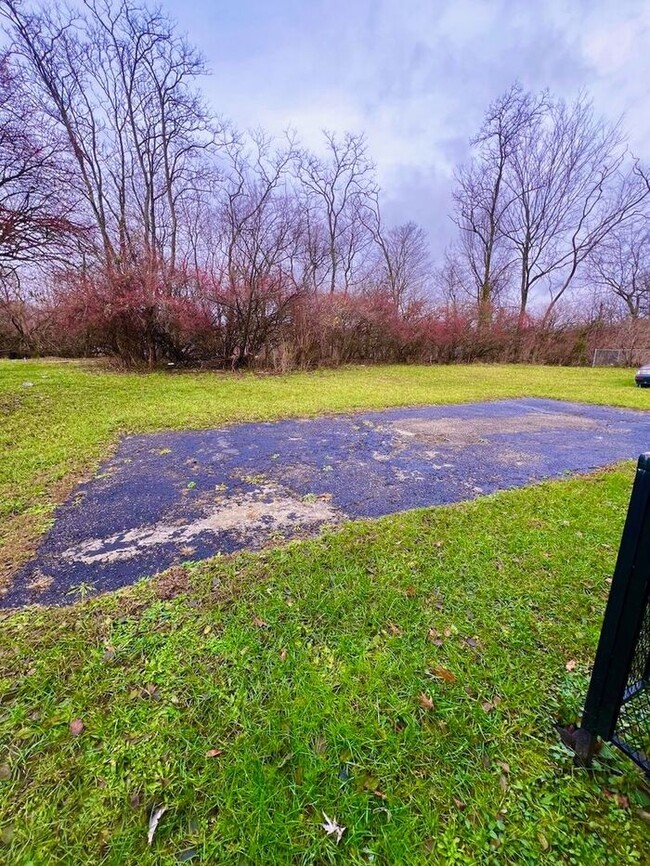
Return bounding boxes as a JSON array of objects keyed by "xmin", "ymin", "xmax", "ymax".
[{"xmin": 4, "ymin": 397, "xmax": 649, "ymax": 607}]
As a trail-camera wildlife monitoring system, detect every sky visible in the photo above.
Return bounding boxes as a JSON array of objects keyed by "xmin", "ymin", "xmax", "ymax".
[
  {"xmin": 22, "ymin": 0, "xmax": 650, "ymax": 258},
  {"xmin": 162, "ymin": 0, "xmax": 650, "ymax": 257}
]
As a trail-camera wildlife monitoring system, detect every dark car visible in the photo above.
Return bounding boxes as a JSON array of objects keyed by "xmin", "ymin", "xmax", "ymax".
[{"xmin": 635, "ymin": 365, "xmax": 650, "ymax": 387}]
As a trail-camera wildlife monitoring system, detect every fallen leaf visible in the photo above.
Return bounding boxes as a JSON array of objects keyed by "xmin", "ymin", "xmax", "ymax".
[
  {"xmin": 387, "ymin": 623, "xmax": 402, "ymax": 636},
  {"xmin": 129, "ymin": 793, "xmax": 141, "ymax": 809},
  {"xmin": 482, "ymin": 701, "xmax": 494, "ymax": 713},
  {"xmin": 418, "ymin": 692, "xmax": 435, "ymax": 710},
  {"xmin": 430, "ymin": 666, "xmax": 456, "ymax": 684},
  {"xmin": 405, "ymin": 585, "xmax": 417, "ymax": 598},
  {"xmin": 427, "ymin": 628, "xmax": 443, "ymax": 646},
  {"xmin": 279, "ymin": 648, "xmax": 287, "ymax": 662},
  {"xmin": 635, "ymin": 808, "xmax": 650, "ymax": 824},
  {"xmin": 565, "ymin": 659, "xmax": 576, "ymax": 672},
  {"xmin": 322, "ymin": 812, "xmax": 346, "ymax": 844},
  {"xmin": 147, "ymin": 805, "xmax": 167, "ymax": 846},
  {"xmin": 205, "ymin": 749, "xmax": 223, "ymax": 758},
  {"xmin": 0, "ymin": 764, "xmax": 10, "ymax": 780},
  {"xmin": 70, "ymin": 719, "xmax": 84, "ymax": 736},
  {"xmin": 252, "ymin": 616, "xmax": 268, "ymax": 628},
  {"xmin": 499, "ymin": 774, "xmax": 508, "ymax": 793},
  {"xmin": 373, "ymin": 789, "xmax": 388, "ymax": 800},
  {"xmin": 453, "ymin": 798, "xmax": 466, "ymax": 811}
]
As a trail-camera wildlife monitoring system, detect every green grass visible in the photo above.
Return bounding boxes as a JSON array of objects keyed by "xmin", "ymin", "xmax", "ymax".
[
  {"xmin": 1, "ymin": 469, "xmax": 649, "ymax": 863},
  {"xmin": 1, "ymin": 358, "xmax": 648, "ymax": 583},
  {"xmin": 1, "ymin": 359, "xmax": 650, "ymax": 863}
]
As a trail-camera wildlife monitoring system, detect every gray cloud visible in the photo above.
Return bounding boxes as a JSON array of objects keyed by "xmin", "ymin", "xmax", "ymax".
[{"xmin": 167, "ymin": 0, "xmax": 650, "ymax": 256}]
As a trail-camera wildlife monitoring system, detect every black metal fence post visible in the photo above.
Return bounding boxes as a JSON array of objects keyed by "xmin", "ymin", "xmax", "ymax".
[{"xmin": 572, "ymin": 453, "xmax": 650, "ymax": 775}]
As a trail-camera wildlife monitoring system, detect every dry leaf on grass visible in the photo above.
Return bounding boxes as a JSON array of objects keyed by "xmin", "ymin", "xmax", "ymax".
[
  {"xmin": 429, "ymin": 666, "xmax": 456, "ymax": 684},
  {"xmin": 69, "ymin": 719, "xmax": 84, "ymax": 736},
  {"xmin": 147, "ymin": 805, "xmax": 167, "ymax": 846},
  {"xmin": 322, "ymin": 813, "xmax": 346, "ymax": 844}
]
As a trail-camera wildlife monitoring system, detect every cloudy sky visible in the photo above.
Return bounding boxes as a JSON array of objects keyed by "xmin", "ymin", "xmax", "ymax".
[{"xmin": 161, "ymin": 1, "xmax": 650, "ymax": 254}]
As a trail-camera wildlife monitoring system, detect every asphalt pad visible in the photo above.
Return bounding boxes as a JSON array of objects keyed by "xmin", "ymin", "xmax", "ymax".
[{"xmin": 4, "ymin": 398, "xmax": 649, "ymax": 606}]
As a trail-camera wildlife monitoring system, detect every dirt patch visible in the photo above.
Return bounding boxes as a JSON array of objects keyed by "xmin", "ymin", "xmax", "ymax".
[
  {"xmin": 0, "ymin": 447, "xmax": 120, "ymax": 596},
  {"xmin": 392, "ymin": 411, "xmax": 599, "ymax": 446},
  {"xmin": 60, "ymin": 483, "xmax": 341, "ymax": 565},
  {"xmin": 25, "ymin": 569, "xmax": 54, "ymax": 594},
  {"xmin": 153, "ymin": 566, "xmax": 191, "ymax": 601}
]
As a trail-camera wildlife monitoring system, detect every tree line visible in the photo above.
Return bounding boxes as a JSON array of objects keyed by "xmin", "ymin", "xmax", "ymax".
[{"xmin": 1, "ymin": 0, "xmax": 649, "ymax": 367}]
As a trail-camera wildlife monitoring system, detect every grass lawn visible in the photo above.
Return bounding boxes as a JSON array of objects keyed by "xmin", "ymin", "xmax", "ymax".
[{"xmin": 1, "ymin": 359, "xmax": 649, "ymax": 863}]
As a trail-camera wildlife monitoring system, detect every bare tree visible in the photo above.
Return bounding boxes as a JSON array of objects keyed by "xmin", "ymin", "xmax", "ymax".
[
  {"xmin": 588, "ymin": 217, "xmax": 650, "ymax": 318},
  {"xmin": 500, "ymin": 93, "xmax": 649, "ymax": 327},
  {"xmin": 0, "ymin": 50, "xmax": 82, "ymax": 353},
  {"xmin": 297, "ymin": 131, "xmax": 377, "ymax": 294},
  {"xmin": 0, "ymin": 52, "xmax": 78, "ymax": 285},
  {"xmin": 452, "ymin": 84, "xmax": 544, "ymax": 328},
  {"xmin": 453, "ymin": 85, "xmax": 650, "ymax": 333},
  {"xmin": 363, "ymin": 196, "xmax": 431, "ymax": 311},
  {"xmin": 290, "ymin": 193, "xmax": 330, "ymax": 295},
  {"xmin": 1, "ymin": 0, "xmax": 216, "ymax": 274},
  {"xmin": 205, "ymin": 131, "xmax": 302, "ymax": 366}
]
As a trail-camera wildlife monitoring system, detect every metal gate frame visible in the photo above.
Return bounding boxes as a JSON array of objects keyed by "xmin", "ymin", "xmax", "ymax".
[{"xmin": 571, "ymin": 453, "xmax": 650, "ymax": 775}]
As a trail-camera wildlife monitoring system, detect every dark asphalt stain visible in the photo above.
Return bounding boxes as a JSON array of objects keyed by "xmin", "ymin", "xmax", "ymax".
[{"xmin": 4, "ymin": 398, "xmax": 649, "ymax": 607}]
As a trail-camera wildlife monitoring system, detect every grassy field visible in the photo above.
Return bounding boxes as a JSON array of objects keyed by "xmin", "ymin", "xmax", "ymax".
[
  {"xmin": 1, "ymin": 360, "xmax": 650, "ymax": 863},
  {"xmin": 1, "ymin": 358, "xmax": 648, "ymax": 587}
]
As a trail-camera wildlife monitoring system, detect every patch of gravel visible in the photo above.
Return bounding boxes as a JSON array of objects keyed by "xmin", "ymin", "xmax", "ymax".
[{"xmin": 392, "ymin": 411, "xmax": 599, "ymax": 446}]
